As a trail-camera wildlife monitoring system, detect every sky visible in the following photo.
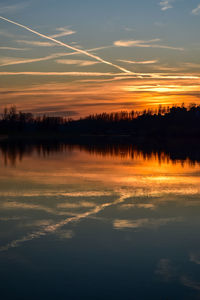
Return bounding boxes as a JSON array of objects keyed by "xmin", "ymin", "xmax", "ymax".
[{"xmin": 0, "ymin": 0, "xmax": 200, "ymax": 117}]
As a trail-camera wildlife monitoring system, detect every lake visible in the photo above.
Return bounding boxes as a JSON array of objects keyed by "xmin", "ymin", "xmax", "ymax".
[{"xmin": 0, "ymin": 142, "xmax": 200, "ymax": 299}]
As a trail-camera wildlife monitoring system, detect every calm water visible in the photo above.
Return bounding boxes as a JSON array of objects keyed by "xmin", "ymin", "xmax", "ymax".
[{"xmin": 0, "ymin": 143, "xmax": 200, "ymax": 300}]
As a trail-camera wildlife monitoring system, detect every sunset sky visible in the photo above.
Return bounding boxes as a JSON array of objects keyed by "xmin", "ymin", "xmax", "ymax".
[{"xmin": 0, "ymin": 0, "xmax": 200, "ymax": 117}]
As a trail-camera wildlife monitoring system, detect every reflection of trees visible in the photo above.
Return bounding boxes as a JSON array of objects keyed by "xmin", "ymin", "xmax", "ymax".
[
  {"xmin": 0, "ymin": 142, "xmax": 70, "ymax": 166},
  {"xmin": 0, "ymin": 141, "xmax": 200, "ymax": 167}
]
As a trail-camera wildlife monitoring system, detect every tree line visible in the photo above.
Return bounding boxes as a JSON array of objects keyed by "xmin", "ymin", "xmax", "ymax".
[{"xmin": 1, "ymin": 104, "xmax": 200, "ymax": 138}]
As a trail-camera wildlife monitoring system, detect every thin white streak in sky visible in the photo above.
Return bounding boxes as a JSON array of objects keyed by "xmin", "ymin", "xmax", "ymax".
[
  {"xmin": 0, "ymin": 71, "xmax": 129, "ymax": 76},
  {"xmin": 0, "ymin": 72, "xmax": 198, "ymax": 80},
  {"xmin": 0, "ymin": 16, "xmax": 131, "ymax": 74}
]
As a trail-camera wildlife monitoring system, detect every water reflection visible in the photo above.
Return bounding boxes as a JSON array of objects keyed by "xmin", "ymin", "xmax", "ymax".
[
  {"xmin": 1, "ymin": 141, "xmax": 200, "ymax": 167},
  {"xmin": 0, "ymin": 142, "xmax": 200, "ymax": 299}
]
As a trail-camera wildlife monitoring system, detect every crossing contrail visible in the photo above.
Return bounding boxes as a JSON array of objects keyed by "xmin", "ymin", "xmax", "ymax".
[{"xmin": 0, "ymin": 16, "xmax": 131, "ymax": 74}]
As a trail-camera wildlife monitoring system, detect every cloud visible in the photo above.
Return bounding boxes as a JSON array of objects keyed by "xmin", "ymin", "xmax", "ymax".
[
  {"xmin": 190, "ymin": 253, "xmax": 200, "ymax": 265},
  {"xmin": 0, "ymin": 16, "xmax": 131, "ymax": 74},
  {"xmin": 17, "ymin": 40, "xmax": 55, "ymax": 47},
  {"xmin": 58, "ymin": 201, "xmax": 97, "ymax": 209},
  {"xmin": 57, "ymin": 229, "xmax": 74, "ymax": 239},
  {"xmin": 0, "ymin": 46, "xmax": 113, "ymax": 67},
  {"xmin": 0, "ymin": 201, "xmax": 58, "ymax": 215},
  {"xmin": 113, "ymin": 219, "xmax": 148, "ymax": 229},
  {"xmin": 88, "ymin": 45, "xmax": 115, "ymax": 52},
  {"xmin": 57, "ymin": 191, "xmax": 112, "ymax": 197},
  {"xmin": 0, "ymin": 46, "xmax": 27, "ymax": 51},
  {"xmin": 51, "ymin": 27, "xmax": 76, "ymax": 38},
  {"xmin": 56, "ymin": 59, "xmax": 99, "ymax": 66},
  {"xmin": 159, "ymin": 1, "xmax": 173, "ymax": 11},
  {"xmin": 0, "ymin": 2, "xmax": 29, "ymax": 14},
  {"xmin": 0, "ymin": 191, "xmax": 112, "ymax": 198},
  {"xmin": 192, "ymin": 4, "xmax": 200, "ymax": 15},
  {"xmin": 181, "ymin": 277, "xmax": 200, "ymax": 291},
  {"xmin": 24, "ymin": 219, "xmax": 54, "ymax": 228},
  {"xmin": 113, "ymin": 217, "xmax": 181, "ymax": 230},
  {"xmin": 123, "ymin": 84, "xmax": 200, "ymax": 93},
  {"xmin": 114, "ymin": 39, "xmax": 183, "ymax": 51},
  {"xmin": 118, "ymin": 59, "xmax": 158, "ymax": 65},
  {"xmin": 114, "ymin": 39, "xmax": 160, "ymax": 47},
  {"xmin": 0, "ymin": 56, "xmax": 53, "ymax": 67},
  {"xmin": 120, "ymin": 203, "xmax": 155, "ymax": 209},
  {"xmin": 0, "ymin": 74, "xmax": 200, "ymax": 118},
  {"xmin": 0, "ymin": 53, "xmax": 78, "ymax": 67},
  {"xmin": 152, "ymin": 65, "xmax": 184, "ymax": 72},
  {"xmin": 0, "ymin": 29, "xmax": 14, "ymax": 38},
  {"xmin": 26, "ymin": 107, "xmax": 79, "ymax": 117},
  {"xmin": 183, "ymin": 62, "xmax": 200, "ymax": 69}
]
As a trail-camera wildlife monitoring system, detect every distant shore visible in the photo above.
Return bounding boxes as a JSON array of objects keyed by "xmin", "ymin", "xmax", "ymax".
[{"xmin": 0, "ymin": 104, "xmax": 200, "ymax": 144}]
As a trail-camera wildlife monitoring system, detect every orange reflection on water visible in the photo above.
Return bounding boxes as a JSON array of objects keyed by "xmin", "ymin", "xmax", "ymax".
[{"xmin": 0, "ymin": 143, "xmax": 200, "ymax": 199}]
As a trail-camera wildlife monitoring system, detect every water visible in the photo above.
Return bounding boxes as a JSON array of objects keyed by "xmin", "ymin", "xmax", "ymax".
[{"xmin": 0, "ymin": 143, "xmax": 200, "ymax": 299}]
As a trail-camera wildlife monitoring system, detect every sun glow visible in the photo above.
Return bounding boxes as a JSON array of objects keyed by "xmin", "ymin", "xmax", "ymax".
[{"xmin": 123, "ymin": 85, "xmax": 200, "ymax": 93}]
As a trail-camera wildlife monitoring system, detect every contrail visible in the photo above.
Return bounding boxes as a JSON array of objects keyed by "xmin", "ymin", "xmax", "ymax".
[
  {"xmin": 0, "ymin": 71, "xmax": 128, "ymax": 76},
  {"xmin": 0, "ymin": 16, "xmax": 131, "ymax": 74}
]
